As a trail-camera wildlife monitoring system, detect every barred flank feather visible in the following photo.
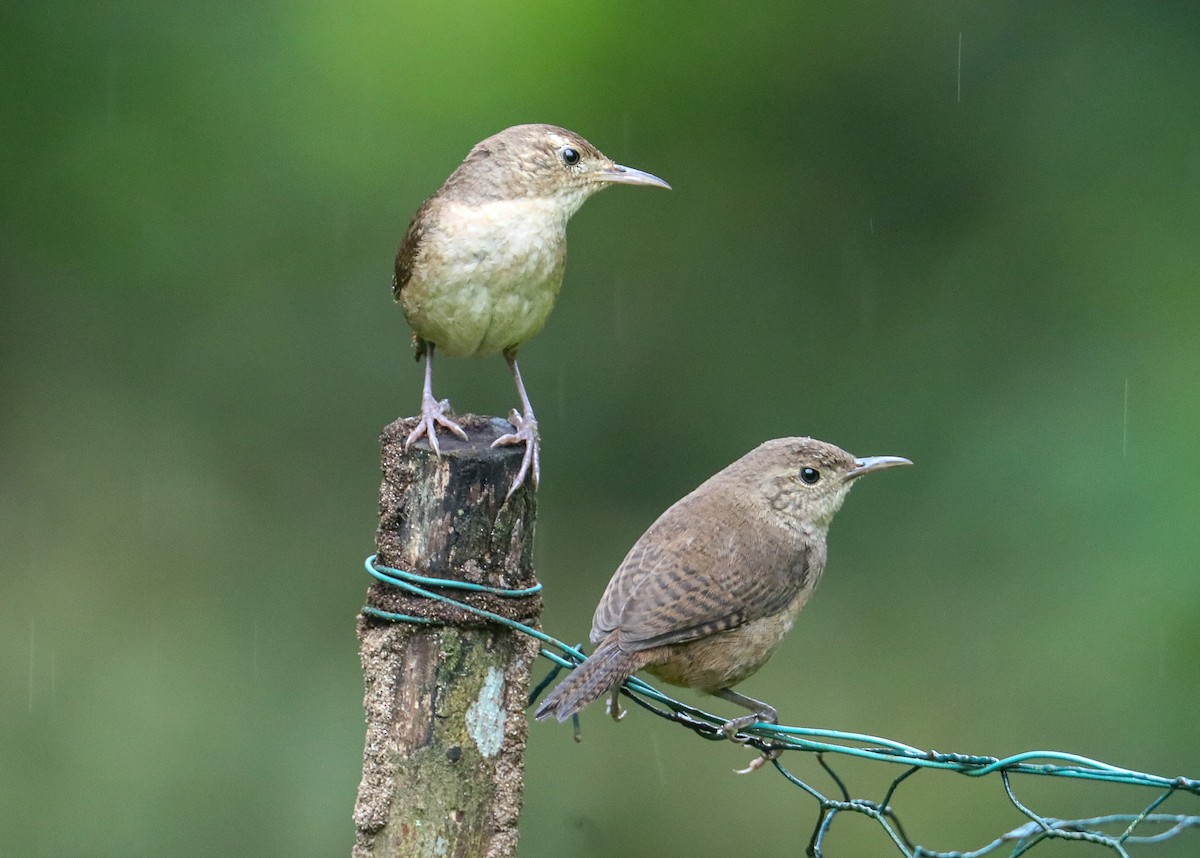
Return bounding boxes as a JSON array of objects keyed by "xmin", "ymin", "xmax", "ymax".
[{"xmin": 534, "ymin": 641, "xmax": 638, "ymax": 723}]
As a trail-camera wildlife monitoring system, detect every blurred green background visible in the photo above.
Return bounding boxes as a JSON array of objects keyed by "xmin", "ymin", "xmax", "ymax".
[{"xmin": 3, "ymin": 1, "xmax": 1199, "ymax": 855}]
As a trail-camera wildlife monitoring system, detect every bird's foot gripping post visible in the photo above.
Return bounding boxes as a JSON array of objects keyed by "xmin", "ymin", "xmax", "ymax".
[
  {"xmin": 353, "ymin": 415, "xmax": 541, "ymax": 858},
  {"xmin": 491, "ymin": 408, "xmax": 539, "ymax": 498},
  {"xmin": 403, "ymin": 343, "xmax": 468, "ymax": 455},
  {"xmin": 491, "ymin": 353, "xmax": 540, "ymax": 497}
]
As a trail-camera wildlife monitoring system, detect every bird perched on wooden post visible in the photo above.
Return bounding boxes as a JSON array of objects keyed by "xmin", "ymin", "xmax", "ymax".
[
  {"xmin": 535, "ymin": 437, "xmax": 911, "ymax": 771},
  {"xmin": 393, "ymin": 124, "xmax": 670, "ymax": 496}
]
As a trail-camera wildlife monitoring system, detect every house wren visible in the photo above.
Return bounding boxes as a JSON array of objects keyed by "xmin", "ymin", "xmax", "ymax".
[
  {"xmin": 394, "ymin": 124, "xmax": 670, "ymax": 495},
  {"xmin": 535, "ymin": 437, "xmax": 910, "ymax": 766}
]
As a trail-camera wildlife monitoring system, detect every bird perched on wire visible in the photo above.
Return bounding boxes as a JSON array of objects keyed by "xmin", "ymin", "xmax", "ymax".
[
  {"xmin": 535, "ymin": 437, "xmax": 910, "ymax": 770},
  {"xmin": 393, "ymin": 124, "xmax": 670, "ymax": 496}
]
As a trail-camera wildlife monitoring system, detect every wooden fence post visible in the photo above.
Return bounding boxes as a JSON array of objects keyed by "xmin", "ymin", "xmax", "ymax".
[{"xmin": 353, "ymin": 414, "xmax": 542, "ymax": 858}]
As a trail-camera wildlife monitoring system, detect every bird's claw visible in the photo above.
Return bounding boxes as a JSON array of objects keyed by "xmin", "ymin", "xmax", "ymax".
[
  {"xmin": 720, "ymin": 710, "xmax": 779, "ymax": 773},
  {"xmin": 491, "ymin": 408, "xmax": 540, "ymax": 497},
  {"xmin": 405, "ymin": 395, "xmax": 468, "ymax": 455},
  {"xmin": 721, "ymin": 714, "xmax": 758, "ymax": 742},
  {"xmin": 605, "ymin": 692, "xmax": 626, "ymax": 722},
  {"xmin": 734, "ymin": 750, "xmax": 778, "ymax": 775}
]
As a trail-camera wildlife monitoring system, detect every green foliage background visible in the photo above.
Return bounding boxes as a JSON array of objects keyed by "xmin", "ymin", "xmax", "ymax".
[{"xmin": 2, "ymin": 1, "xmax": 1198, "ymax": 855}]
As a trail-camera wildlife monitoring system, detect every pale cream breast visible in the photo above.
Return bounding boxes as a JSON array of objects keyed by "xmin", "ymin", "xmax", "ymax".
[{"xmin": 402, "ymin": 198, "xmax": 575, "ymax": 358}]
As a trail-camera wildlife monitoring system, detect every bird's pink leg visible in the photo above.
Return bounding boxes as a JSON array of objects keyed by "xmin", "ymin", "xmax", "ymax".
[
  {"xmin": 405, "ymin": 343, "xmax": 468, "ymax": 454},
  {"xmin": 491, "ymin": 353, "xmax": 539, "ymax": 496}
]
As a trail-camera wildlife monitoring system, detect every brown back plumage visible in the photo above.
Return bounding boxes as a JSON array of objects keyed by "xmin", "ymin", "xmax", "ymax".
[{"xmin": 591, "ymin": 488, "xmax": 818, "ymax": 652}]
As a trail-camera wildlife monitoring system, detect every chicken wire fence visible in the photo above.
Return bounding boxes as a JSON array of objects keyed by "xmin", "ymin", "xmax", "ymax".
[{"xmin": 363, "ymin": 555, "xmax": 1200, "ymax": 857}]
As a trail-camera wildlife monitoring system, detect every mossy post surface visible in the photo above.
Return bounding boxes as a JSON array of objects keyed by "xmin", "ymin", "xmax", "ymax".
[{"xmin": 353, "ymin": 415, "xmax": 542, "ymax": 858}]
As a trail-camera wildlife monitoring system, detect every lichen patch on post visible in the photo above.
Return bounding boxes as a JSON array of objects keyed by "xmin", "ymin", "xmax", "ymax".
[{"xmin": 466, "ymin": 666, "xmax": 506, "ymax": 758}]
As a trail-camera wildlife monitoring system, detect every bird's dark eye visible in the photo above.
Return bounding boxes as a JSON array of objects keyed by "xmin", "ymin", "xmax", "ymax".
[
  {"xmin": 800, "ymin": 467, "xmax": 820, "ymax": 485},
  {"xmin": 559, "ymin": 147, "xmax": 580, "ymax": 166}
]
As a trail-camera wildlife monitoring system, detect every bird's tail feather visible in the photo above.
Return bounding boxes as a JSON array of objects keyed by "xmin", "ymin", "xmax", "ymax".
[{"xmin": 534, "ymin": 641, "xmax": 638, "ymax": 722}]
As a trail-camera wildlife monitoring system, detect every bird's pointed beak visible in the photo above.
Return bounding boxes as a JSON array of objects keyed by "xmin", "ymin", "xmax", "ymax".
[
  {"xmin": 846, "ymin": 455, "xmax": 913, "ymax": 481},
  {"xmin": 598, "ymin": 163, "xmax": 671, "ymax": 189}
]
